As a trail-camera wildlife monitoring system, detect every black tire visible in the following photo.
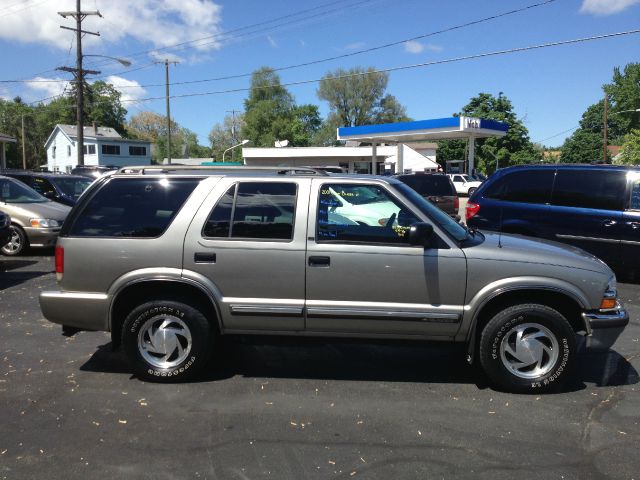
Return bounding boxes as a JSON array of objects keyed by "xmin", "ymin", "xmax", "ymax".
[
  {"xmin": 467, "ymin": 187, "xmax": 477, "ymax": 197},
  {"xmin": 1, "ymin": 225, "xmax": 28, "ymax": 256},
  {"xmin": 122, "ymin": 300, "xmax": 213, "ymax": 382},
  {"xmin": 479, "ymin": 304, "xmax": 575, "ymax": 393}
]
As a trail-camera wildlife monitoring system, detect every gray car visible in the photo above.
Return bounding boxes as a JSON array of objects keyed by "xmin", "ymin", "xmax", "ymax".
[
  {"xmin": 0, "ymin": 175, "xmax": 71, "ymax": 256},
  {"xmin": 39, "ymin": 166, "xmax": 629, "ymax": 392}
]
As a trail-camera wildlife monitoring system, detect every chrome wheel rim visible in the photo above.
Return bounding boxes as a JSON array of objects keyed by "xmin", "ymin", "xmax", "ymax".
[
  {"xmin": 499, "ymin": 322, "xmax": 559, "ymax": 379},
  {"xmin": 137, "ymin": 315, "xmax": 192, "ymax": 369},
  {"xmin": 2, "ymin": 228, "xmax": 22, "ymax": 254}
]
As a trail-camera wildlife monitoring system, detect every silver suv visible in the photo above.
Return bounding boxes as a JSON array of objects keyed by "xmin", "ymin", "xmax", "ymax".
[{"xmin": 40, "ymin": 166, "xmax": 629, "ymax": 392}]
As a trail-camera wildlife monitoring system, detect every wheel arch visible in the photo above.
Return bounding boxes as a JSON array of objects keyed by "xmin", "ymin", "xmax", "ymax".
[
  {"xmin": 109, "ymin": 278, "xmax": 223, "ymax": 350},
  {"xmin": 464, "ymin": 287, "xmax": 587, "ymax": 363}
]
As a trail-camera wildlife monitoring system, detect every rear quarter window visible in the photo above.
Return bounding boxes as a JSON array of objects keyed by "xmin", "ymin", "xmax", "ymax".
[
  {"xmin": 484, "ymin": 170, "xmax": 554, "ymax": 204},
  {"xmin": 68, "ymin": 178, "xmax": 199, "ymax": 237},
  {"xmin": 398, "ymin": 175, "xmax": 455, "ymax": 196},
  {"xmin": 552, "ymin": 169, "xmax": 626, "ymax": 211}
]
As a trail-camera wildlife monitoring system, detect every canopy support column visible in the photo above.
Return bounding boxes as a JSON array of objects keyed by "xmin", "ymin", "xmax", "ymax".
[
  {"xmin": 371, "ymin": 142, "xmax": 377, "ymax": 175},
  {"xmin": 397, "ymin": 143, "xmax": 404, "ymax": 174},
  {"xmin": 468, "ymin": 136, "xmax": 475, "ymax": 175}
]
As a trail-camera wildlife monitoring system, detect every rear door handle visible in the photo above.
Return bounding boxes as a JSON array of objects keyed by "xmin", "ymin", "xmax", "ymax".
[
  {"xmin": 308, "ymin": 256, "xmax": 330, "ymax": 267},
  {"xmin": 626, "ymin": 221, "xmax": 640, "ymax": 229},
  {"xmin": 602, "ymin": 220, "xmax": 617, "ymax": 227},
  {"xmin": 194, "ymin": 252, "xmax": 216, "ymax": 263}
]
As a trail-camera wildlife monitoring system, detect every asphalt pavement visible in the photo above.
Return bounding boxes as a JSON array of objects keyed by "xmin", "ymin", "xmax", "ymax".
[{"xmin": 1, "ymin": 253, "xmax": 639, "ymax": 480}]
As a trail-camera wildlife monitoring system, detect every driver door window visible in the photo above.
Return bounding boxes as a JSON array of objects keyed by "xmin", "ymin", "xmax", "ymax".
[{"xmin": 316, "ymin": 183, "xmax": 419, "ymax": 244}]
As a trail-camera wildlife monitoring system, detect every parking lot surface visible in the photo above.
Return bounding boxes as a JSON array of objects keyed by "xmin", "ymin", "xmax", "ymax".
[{"xmin": 1, "ymin": 254, "xmax": 639, "ymax": 479}]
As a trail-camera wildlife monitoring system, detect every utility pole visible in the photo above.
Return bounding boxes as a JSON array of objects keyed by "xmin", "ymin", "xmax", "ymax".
[
  {"xmin": 155, "ymin": 60, "xmax": 179, "ymax": 164},
  {"xmin": 603, "ymin": 94, "xmax": 609, "ymax": 163},
  {"xmin": 226, "ymin": 109, "xmax": 241, "ymax": 161},
  {"xmin": 57, "ymin": 0, "xmax": 101, "ymax": 167},
  {"xmin": 21, "ymin": 114, "xmax": 26, "ymax": 170}
]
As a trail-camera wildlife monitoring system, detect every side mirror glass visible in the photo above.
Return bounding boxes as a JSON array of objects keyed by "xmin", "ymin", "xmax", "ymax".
[
  {"xmin": 43, "ymin": 191, "xmax": 56, "ymax": 199},
  {"xmin": 408, "ymin": 222, "xmax": 434, "ymax": 247}
]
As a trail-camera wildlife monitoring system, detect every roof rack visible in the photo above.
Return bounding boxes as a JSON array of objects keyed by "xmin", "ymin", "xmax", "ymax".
[{"xmin": 117, "ymin": 165, "xmax": 329, "ymax": 176}]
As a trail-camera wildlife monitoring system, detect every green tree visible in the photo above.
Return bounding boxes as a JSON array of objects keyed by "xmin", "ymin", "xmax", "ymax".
[
  {"xmin": 127, "ymin": 111, "xmax": 182, "ymax": 162},
  {"xmin": 605, "ymin": 63, "xmax": 640, "ymax": 132},
  {"xmin": 208, "ymin": 113, "xmax": 245, "ymax": 161},
  {"xmin": 617, "ymin": 129, "xmax": 640, "ymax": 165},
  {"xmin": 242, "ymin": 67, "xmax": 320, "ymax": 147},
  {"xmin": 437, "ymin": 92, "xmax": 539, "ymax": 173},
  {"xmin": 317, "ymin": 67, "xmax": 409, "ymax": 127}
]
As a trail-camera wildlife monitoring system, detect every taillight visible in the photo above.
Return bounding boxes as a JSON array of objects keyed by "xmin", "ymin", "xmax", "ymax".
[
  {"xmin": 466, "ymin": 202, "xmax": 480, "ymax": 221},
  {"xmin": 55, "ymin": 245, "xmax": 64, "ymax": 281},
  {"xmin": 454, "ymin": 196, "xmax": 460, "ymax": 211}
]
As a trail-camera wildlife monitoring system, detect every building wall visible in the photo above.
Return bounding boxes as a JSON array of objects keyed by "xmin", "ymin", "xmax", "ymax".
[{"xmin": 46, "ymin": 130, "xmax": 151, "ymax": 171}]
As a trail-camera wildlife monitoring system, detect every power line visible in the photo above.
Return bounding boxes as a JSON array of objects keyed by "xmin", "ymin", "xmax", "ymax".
[
  {"xmin": 6, "ymin": 28, "xmax": 640, "ymax": 116},
  {"xmin": 121, "ymin": 28, "xmax": 640, "ymax": 104},
  {"xmin": 0, "ymin": 0, "xmax": 560, "ymax": 88},
  {"xmin": 535, "ymin": 126, "xmax": 580, "ymax": 144},
  {"xmin": 0, "ymin": 0, "xmax": 49, "ymax": 20}
]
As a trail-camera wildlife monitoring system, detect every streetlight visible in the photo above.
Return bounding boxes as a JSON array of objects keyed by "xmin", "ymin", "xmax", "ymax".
[
  {"xmin": 222, "ymin": 139, "xmax": 250, "ymax": 162},
  {"xmin": 83, "ymin": 54, "xmax": 132, "ymax": 67}
]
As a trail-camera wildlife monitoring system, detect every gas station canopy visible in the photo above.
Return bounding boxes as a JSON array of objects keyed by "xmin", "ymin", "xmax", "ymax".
[{"xmin": 337, "ymin": 116, "xmax": 508, "ymax": 174}]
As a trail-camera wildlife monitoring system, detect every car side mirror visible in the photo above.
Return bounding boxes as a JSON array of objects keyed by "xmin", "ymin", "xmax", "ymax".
[
  {"xmin": 408, "ymin": 222, "xmax": 434, "ymax": 248},
  {"xmin": 43, "ymin": 191, "xmax": 56, "ymax": 199}
]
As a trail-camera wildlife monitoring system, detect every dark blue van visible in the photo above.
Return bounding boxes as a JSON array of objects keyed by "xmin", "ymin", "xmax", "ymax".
[{"xmin": 466, "ymin": 164, "xmax": 640, "ymax": 273}]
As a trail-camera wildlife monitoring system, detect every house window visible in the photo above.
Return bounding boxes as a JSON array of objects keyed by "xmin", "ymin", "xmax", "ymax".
[
  {"xmin": 67, "ymin": 145, "xmax": 71, "ymax": 157},
  {"xmin": 52, "ymin": 146, "xmax": 56, "ymax": 158},
  {"xmin": 102, "ymin": 144, "xmax": 120, "ymax": 155},
  {"xmin": 66, "ymin": 166, "xmax": 72, "ymax": 173},
  {"xmin": 129, "ymin": 146, "xmax": 147, "ymax": 156},
  {"xmin": 83, "ymin": 144, "xmax": 96, "ymax": 155}
]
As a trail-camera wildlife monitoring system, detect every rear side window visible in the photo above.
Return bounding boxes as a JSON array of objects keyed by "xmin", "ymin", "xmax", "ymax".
[
  {"xmin": 484, "ymin": 170, "xmax": 554, "ymax": 204},
  {"xmin": 552, "ymin": 170, "xmax": 626, "ymax": 211},
  {"xmin": 203, "ymin": 182, "xmax": 297, "ymax": 241},
  {"xmin": 398, "ymin": 175, "xmax": 454, "ymax": 196},
  {"xmin": 68, "ymin": 178, "xmax": 198, "ymax": 237}
]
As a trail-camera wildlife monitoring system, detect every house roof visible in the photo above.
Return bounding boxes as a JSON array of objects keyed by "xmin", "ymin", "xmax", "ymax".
[
  {"xmin": 58, "ymin": 124, "xmax": 122, "ymax": 139},
  {"xmin": 44, "ymin": 124, "xmax": 151, "ymax": 149},
  {"xmin": 0, "ymin": 133, "xmax": 17, "ymax": 143}
]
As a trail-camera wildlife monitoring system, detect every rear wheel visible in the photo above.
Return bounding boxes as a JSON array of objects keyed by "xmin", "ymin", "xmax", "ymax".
[
  {"xmin": 479, "ymin": 304, "xmax": 575, "ymax": 393},
  {"xmin": 1, "ymin": 225, "xmax": 27, "ymax": 256},
  {"xmin": 467, "ymin": 187, "xmax": 477, "ymax": 197},
  {"xmin": 122, "ymin": 300, "xmax": 213, "ymax": 382}
]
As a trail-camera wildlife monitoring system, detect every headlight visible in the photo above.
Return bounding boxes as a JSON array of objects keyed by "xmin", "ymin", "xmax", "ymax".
[
  {"xmin": 0, "ymin": 214, "xmax": 9, "ymax": 228},
  {"xmin": 30, "ymin": 218, "xmax": 60, "ymax": 228}
]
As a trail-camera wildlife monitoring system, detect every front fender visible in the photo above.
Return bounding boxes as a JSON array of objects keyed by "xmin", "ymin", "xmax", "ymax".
[{"xmin": 455, "ymin": 275, "xmax": 591, "ymax": 342}]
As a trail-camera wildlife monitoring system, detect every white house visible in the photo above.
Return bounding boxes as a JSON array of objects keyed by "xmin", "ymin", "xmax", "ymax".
[{"xmin": 44, "ymin": 124, "xmax": 152, "ymax": 172}]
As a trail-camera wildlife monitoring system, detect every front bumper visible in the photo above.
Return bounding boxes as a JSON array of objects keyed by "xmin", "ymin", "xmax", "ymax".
[
  {"xmin": 39, "ymin": 290, "xmax": 110, "ymax": 331},
  {"xmin": 24, "ymin": 227, "xmax": 60, "ymax": 248},
  {"xmin": 582, "ymin": 307, "xmax": 629, "ymax": 351}
]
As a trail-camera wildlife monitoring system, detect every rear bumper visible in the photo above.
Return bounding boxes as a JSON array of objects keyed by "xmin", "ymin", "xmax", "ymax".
[
  {"xmin": 582, "ymin": 307, "xmax": 629, "ymax": 351},
  {"xmin": 39, "ymin": 290, "xmax": 110, "ymax": 331}
]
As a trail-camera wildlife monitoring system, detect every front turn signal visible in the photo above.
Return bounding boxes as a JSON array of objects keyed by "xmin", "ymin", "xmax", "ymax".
[{"xmin": 600, "ymin": 298, "xmax": 617, "ymax": 310}]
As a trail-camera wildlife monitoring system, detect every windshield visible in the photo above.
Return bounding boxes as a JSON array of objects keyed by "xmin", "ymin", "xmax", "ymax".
[
  {"xmin": 394, "ymin": 183, "xmax": 468, "ymax": 242},
  {"xmin": 0, "ymin": 177, "xmax": 48, "ymax": 203},
  {"xmin": 54, "ymin": 177, "xmax": 93, "ymax": 199}
]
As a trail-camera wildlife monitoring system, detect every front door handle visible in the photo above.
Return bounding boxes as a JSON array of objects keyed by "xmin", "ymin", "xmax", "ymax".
[
  {"xmin": 194, "ymin": 252, "xmax": 216, "ymax": 263},
  {"xmin": 308, "ymin": 256, "xmax": 330, "ymax": 267},
  {"xmin": 626, "ymin": 221, "xmax": 640, "ymax": 229}
]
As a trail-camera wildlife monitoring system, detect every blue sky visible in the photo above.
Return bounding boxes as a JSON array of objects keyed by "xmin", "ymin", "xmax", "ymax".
[{"xmin": 0, "ymin": 0, "xmax": 639, "ymax": 147}]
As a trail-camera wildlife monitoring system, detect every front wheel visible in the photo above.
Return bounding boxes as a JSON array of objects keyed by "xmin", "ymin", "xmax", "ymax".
[
  {"xmin": 122, "ymin": 300, "xmax": 213, "ymax": 382},
  {"xmin": 1, "ymin": 225, "xmax": 27, "ymax": 256},
  {"xmin": 479, "ymin": 304, "xmax": 575, "ymax": 393},
  {"xmin": 467, "ymin": 187, "xmax": 477, "ymax": 197}
]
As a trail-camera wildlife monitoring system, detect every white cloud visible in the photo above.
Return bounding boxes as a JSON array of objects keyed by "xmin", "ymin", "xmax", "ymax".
[
  {"xmin": 580, "ymin": 0, "xmax": 639, "ymax": 15},
  {"xmin": 25, "ymin": 76, "xmax": 71, "ymax": 102},
  {"xmin": 343, "ymin": 42, "xmax": 366, "ymax": 51},
  {"xmin": 104, "ymin": 76, "xmax": 147, "ymax": 105},
  {"xmin": 149, "ymin": 51, "xmax": 185, "ymax": 64},
  {"xmin": 267, "ymin": 35, "xmax": 278, "ymax": 48},
  {"xmin": 0, "ymin": 0, "xmax": 223, "ymax": 53},
  {"xmin": 404, "ymin": 41, "xmax": 443, "ymax": 54}
]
